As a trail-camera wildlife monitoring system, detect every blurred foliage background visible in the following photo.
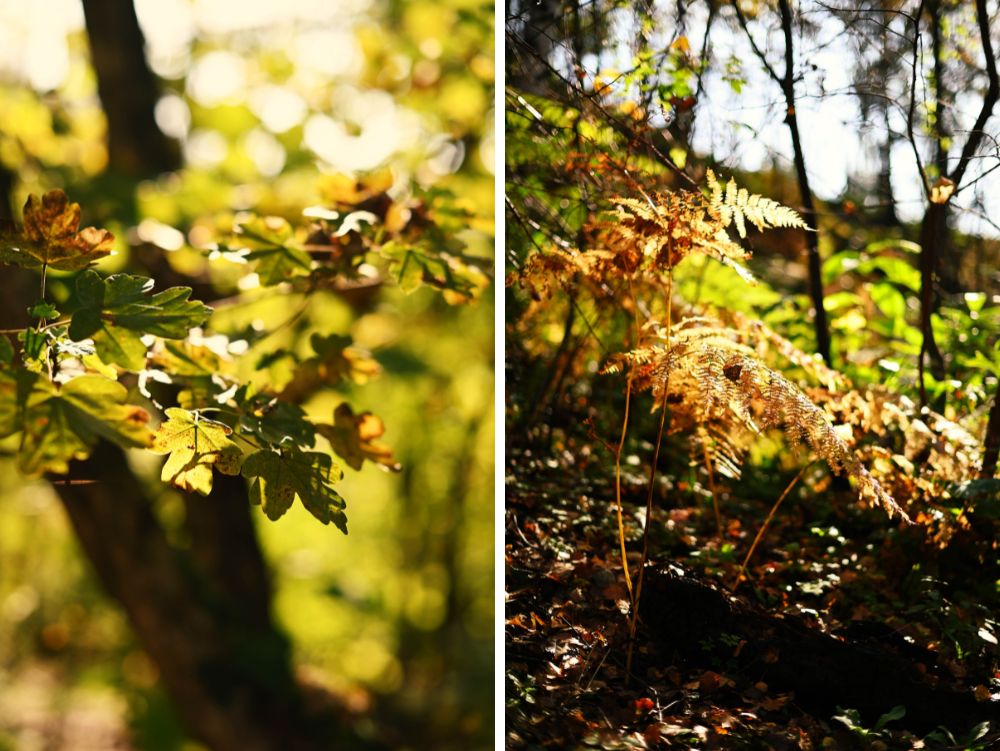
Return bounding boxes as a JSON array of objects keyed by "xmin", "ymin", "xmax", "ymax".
[{"xmin": 0, "ymin": 0, "xmax": 493, "ymax": 749}]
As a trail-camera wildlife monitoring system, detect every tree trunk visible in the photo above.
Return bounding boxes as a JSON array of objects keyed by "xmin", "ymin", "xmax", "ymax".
[
  {"xmin": 917, "ymin": 200, "xmax": 948, "ymax": 403},
  {"xmin": 735, "ymin": 0, "xmax": 831, "ymax": 365},
  {"xmin": 914, "ymin": 0, "xmax": 998, "ymax": 406},
  {"xmin": 778, "ymin": 0, "xmax": 830, "ymax": 365},
  {"xmin": 981, "ymin": 392, "xmax": 1000, "ymax": 479},
  {"xmin": 80, "ymin": 0, "xmax": 180, "ymax": 176},
  {"xmin": 55, "ymin": 442, "xmax": 370, "ymax": 751},
  {"xmin": 0, "ymin": 162, "xmax": 14, "ymax": 223}
]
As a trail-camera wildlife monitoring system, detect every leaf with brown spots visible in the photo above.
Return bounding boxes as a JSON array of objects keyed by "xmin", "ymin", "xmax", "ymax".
[
  {"xmin": 241, "ymin": 447, "xmax": 347, "ymax": 531},
  {"xmin": 10, "ymin": 373, "xmax": 153, "ymax": 474},
  {"xmin": 151, "ymin": 408, "xmax": 242, "ymax": 495},
  {"xmin": 317, "ymin": 402, "xmax": 400, "ymax": 472},
  {"xmin": 0, "ymin": 190, "xmax": 114, "ymax": 271}
]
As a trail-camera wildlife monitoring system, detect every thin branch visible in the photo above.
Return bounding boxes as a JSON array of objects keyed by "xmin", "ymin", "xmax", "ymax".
[{"xmin": 948, "ymin": 0, "xmax": 1000, "ymax": 193}]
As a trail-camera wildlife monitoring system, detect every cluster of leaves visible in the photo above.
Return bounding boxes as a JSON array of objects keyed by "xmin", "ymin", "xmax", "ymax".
[
  {"xmin": 0, "ymin": 189, "xmax": 421, "ymax": 532},
  {"xmin": 820, "ymin": 237, "xmax": 1000, "ymax": 414},
  {"xmin": 217, "ymin": 172, "xmax": 491, "ymax": 305}
]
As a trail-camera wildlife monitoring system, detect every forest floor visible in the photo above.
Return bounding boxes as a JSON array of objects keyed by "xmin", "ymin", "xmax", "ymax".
[{"xmin": 505, "ymin": 427, "xmax": 1000, "ymax": 750}]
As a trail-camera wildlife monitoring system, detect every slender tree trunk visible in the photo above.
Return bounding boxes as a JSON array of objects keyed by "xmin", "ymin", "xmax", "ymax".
[
  {"xmin": 915, "ymin": 0, "xmax": 998, "ymax": 405},
  {"xmin": 80, "ymin": 0, "xmax": 179, "ymax": 176},
  {"xmin": 777, "ymin": 0, "xmax": 831, "ymax": 365},
  {"xmin": 917, "ymin": 201, "xmax": 947, "ymax": 400},
  {"xmin": 0, "ymin": 162, "xmax": 14, "ymax": 223},
  {"xmin": 981, "ymin": 392, "xmax": 1000, "ymax": 479},
  {"xmin": 55, "ymin": 443, "xmax": 372, "ymax": 751},
  {"xmin": 927, "ymin": 0, "xmax": 957, "ymax": 296},
  {"xmin": 733, "ymin": 0, "xmax": 831, "ymax": 364}
]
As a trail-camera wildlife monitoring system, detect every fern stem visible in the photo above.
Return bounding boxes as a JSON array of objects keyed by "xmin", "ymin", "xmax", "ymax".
[
  {"xmin": 614, "ymin": 377, "xmax": 635, "ymax": 602},
  {"xmin": 615, "ymin": 280, "xmax": 645, "ymax": 603},
  {"xmin": 733, "ymin": 462, "xmax": 811, "ymax": 591},
  {"xmin": 625, "ymin": 382, "xmax": 669, "ymax": 681},
  {"xmin": 702, "ymin": 442, "xmax": 723, "ymax": 539},
  {"xmin": 625, "ymin": 269, "xmax": 674, "ymax": 681}
]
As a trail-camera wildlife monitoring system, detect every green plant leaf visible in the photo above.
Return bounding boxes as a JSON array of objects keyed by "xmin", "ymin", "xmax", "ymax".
[
  {"xmin": 873, "ymin": 705, "xmax": 905, "ymax": 731},
  {"xmin": 236, "ymin": 389, "xmax": 316, "ymax": 446},
  {"xmin": 151, "ymin": 407, "xmax": 242, "ymax": 495},
  {"xmin": 0, "ymin": 335, "xmax": 13, "ymax": 365},
  {"xmin": 29, "ymin": 302, "xmax": 60, "ymax": 320},
  {"xmin": 231, "ymin": 216, "xmax": 312, "ymax": 285},
  {"xmin": 241, "ymin": 447, "xmax": 347, "ymax": 531},
  {"xmin": 13, "ymin": 373, "xmax": 154, "ymax": 474},
  {"xmin": 68, "ymin": 271, "xmax": 212, "ymax": 371},
  {"xmin": 151, "ymin": 339, "xmax": 224, "ymax": 377},
  {"xmin": 379, "ymin": 240, "xmax": 490, "ymax": 303}
]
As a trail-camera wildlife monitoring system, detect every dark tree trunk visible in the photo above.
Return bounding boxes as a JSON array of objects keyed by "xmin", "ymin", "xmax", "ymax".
[
  {"xmin": 55, "ymin": 442, "xmax": 370, "ymax": 751},
  {"xmin": 777, "ymin": 0, "xmax": 830, "ymax": 366},
  {"xmin": 917, "ymin": 200, "xmax": 948, "ymax": 401},
  {"xmin": 734, "ymin": 0, "xmax": 831, "ymax": 365},
  {"xmin": 981, "ymin": 392, "xmax": 1000, "ymax": 479},
  {"xmin": 80, "ymin": 0, "xmax": 180, "ymax": 176},
  {"xmin": 0, "ymin": 162, "xmax": 14, "ymax": 223},
  {"xmin": 915, "ymin": 0, "xmax": 998, "ymax": 406}
]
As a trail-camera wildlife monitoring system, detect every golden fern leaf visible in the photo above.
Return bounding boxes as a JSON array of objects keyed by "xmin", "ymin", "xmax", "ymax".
[
  {"xmin": 706, "ymin": 169, "xmax": 809, "ymax": 238},
  {"xmin": 730, "ymin": 311, "xmax": 849, "ymax": 390},
  {"xmin": 609, "ymin": 328, "xmax": 908, "ymax": 522}
]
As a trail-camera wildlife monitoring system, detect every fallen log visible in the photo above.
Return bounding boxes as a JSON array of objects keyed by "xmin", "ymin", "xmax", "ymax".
[{"xmin": 638, "ymin": 565, "xmax": 1000, "ymax": 735}]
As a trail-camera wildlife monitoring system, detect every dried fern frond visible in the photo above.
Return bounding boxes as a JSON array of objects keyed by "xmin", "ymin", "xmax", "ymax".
[
  {"xmin": 607, "ymin": 192, "xmax": 758, "ymax": 283},
  {"xmin": 814, "ymin": 388, "xmax": 981, "ymax": 523},
  {"xmin": 730, "ymin": 311, "xmax": 849, "ymax": 391},
  {"xmin": 694, "ymin": 424, "xmax": 748, "ymax": 480},
  {"xmin": 610, "ymin": 333, "xmax": 907, "ymax": 521},
  {"xmin": 514, "ymin": 245, "xmax": 618, "ymax": 300},
  {"xmin": 706, "ymin": 169, "xmax": 810, "ymax": 238}
]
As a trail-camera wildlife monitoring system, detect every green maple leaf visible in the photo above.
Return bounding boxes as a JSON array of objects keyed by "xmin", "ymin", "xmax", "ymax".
[
  {"xmin": 231, "ymin": 216, "xmax": 312, "ymax": 285},
  {"xmin": 236, "ymin": 390, "xmax": 316, "ymax": 446},
  {"xmin": 0, "ymin": 190, "xmax": 114, "ymax": 271},
  {"xmin": 241, "ymin": 447, "xmax": 347, "ymax": 531},
  {"xmin": 68, "ymin": 270, "xmax": 212, "ymax": 371},
  {"xmin": 10, "ymin": 374, "xmax": 154, "ymax": 474},
  {"xmin": 151, "ymin": 408, "xmax": 242, "ymax": 495},
  {"xmin": 379, "ymin": 241, "xmax": 489, "ymax": 303}
]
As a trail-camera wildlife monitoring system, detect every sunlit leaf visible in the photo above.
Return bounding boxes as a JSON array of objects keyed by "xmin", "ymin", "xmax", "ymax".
[
  {"xmin": 241, "ymin": 447, "xmax": 347, "ymax": 531},
  {"xmin": 929, "ymin": 177, "xmax": 955, "ymax": 204},
  {"xmin": 150, "ymin": 339, "xmax": 224, "ymax": 377},
  {"xmin": 230, "ymin": 216, "xmax": 312, "ymax": 285},
  {"xmin": 317, "ymin": 402, "xmax": 400, "ymax": 472},
  {"xmin": 0, "ymin": 190, "xmax": 114, "ymax": 271},
  {"xmin": 68, "ymin": 270, "xmax": 212, "ymax": 370},
  {"xmin": 14, "ymin": 374, "xmax": 154, "ymax": 474},
  {"xmin": 379, "ymin": 240, "xmax": 490, "ymax": 302},
  {"xmin": 151, "ymin": 407, "xmax": 242, "ymax": 495}
]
